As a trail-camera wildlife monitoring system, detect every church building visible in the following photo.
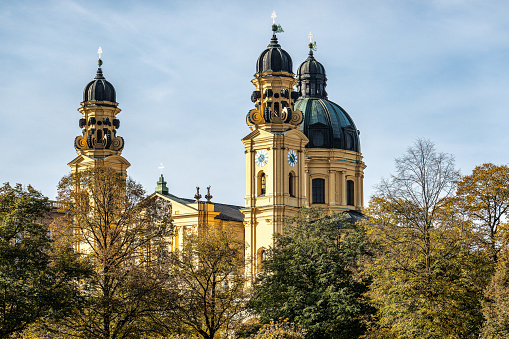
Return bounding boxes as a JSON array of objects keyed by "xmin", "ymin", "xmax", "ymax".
[{"xmin": 68, "ymin": 18, "xmax": 366, "ymax": 279}]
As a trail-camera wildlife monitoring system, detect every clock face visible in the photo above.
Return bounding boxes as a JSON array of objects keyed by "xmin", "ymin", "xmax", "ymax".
[
  {"xmin": 255, "ymin": 150, "xmax": 268, "ymax": 167},
  {"xmin": 288, "ymin": 150, "xmax": 297, "ymax": 167}
]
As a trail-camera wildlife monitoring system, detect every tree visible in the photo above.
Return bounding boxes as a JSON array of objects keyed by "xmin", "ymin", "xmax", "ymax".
[
  {"xmin": 154, "ymin": 227, "xmax": 248, "ymax": 339},
  {"xmin": 249, "ymin": 208, "xmax": 372, "ymax": 339},
  {"xmin": 251, "ymin": 319, "xmax": 307, "ymax": 339},
  {"xmin": 481, "ymin": 239, "xmax": 509, "ymax": 338},
  {"xmin": 455, "ymin": 163, "xmax": 509, "ymax": 261},
  {"xmin": 0, "ymin": 183, "xmax": 89, "ymax": 337},
  {"xmin": 363, "ymin": 139, "xmax": 491, "ymax": 338},
  {"xmin": 52, "ymin": 167, "xmax": 173, "ymax": 339}
]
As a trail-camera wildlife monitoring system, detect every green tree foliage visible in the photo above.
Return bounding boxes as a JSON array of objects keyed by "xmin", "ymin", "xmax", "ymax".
[
  {"xmin": 251, "ymin": 319, "xmax": 306, "ymax": 339},
  {"xmin": 249, "ymin": 208, "xmax": 372, "ymax": 339},
  {"xmin": 363, "ymin": 139, "xmax": 491, "ymax": 338},
  {"xmin": 481, "ymin": 239, "xmax": 509, "ymax": 338},
  {"xmin": 154, "ymin": 227, "xmax": 248, "ymax": 339},
  {"xmin": 455, "ymin": 163, "xmax": 509, "ymax": 260},
  {"xmin": 53, "ymin": 167, "xmax": 173, "ymax": 339},
  {"xmin": 0, "ymin": 183, "xmax": 89, "ymax": 337}
]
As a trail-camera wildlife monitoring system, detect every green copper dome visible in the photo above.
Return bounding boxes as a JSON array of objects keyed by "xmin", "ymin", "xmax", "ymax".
[{"xmin": 295, "ymin": 98, "xmax": 360, "ymax": 152}]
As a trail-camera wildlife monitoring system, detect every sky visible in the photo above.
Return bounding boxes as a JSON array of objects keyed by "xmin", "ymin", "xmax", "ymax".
[{"xmin": 1, "ymin": 0, "xmax": 509, "ymax": 206}]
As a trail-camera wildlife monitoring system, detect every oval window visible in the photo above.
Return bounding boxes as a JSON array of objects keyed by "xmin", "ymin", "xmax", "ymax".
[{"xmin": 313, "ymin": 130, "xmax": 324, "ymax": 147}]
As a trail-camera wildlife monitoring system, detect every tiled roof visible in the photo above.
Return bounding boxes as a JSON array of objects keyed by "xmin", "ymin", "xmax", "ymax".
[{"xmin": 156, "ymin": 192, "xmax": 244, "ymax": 222}]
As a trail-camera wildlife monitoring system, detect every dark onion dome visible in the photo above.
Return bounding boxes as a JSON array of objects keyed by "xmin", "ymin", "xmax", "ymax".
[
  {"xmin": 295, "ymin": 98, "xmax": 360, "ymax": 152},
  {"xmin": 296, "ymin": 45, "xmax": 327, "ymax": 99},
  {"xmin": 256, "ymin": 25, "xmax": 293, "ymax": 74},
  {"xmin": 83, "ymin": 67, "xmax": 116, "ymax": 105}
]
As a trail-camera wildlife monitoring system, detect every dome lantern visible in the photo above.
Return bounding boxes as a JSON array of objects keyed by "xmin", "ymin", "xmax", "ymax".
[{"xmin": 296, "ymin": 35, "xmax": 327, "ymax": 99}]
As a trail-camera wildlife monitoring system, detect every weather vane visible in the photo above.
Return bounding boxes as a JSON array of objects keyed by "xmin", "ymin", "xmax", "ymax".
[
  {"xmin": 271, "ymin": 11, "xmax": 284, "ymax": 33},
  {"xmin": 308, "ymin": 31, "xmax": 317, "ymax": 51},
  {"xmin": 159, "ymin": 163, "xmax": 164, "ymax": 175},
  {"xmin": 97, "ymin": 47, "xmax": 103, "ymax": 67}
]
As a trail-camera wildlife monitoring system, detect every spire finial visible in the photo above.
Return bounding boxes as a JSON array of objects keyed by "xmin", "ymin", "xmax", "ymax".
[
  {"xmin": 307, "ymin": 32, "xmax": 317, "ymax": 53},
  {"xmin": 159, "ymin": 163, "xmax": 165, "ymax": 175},
  {"xmin": 270, "ymin": 11, "xmax": 284, "ymax": 34},
  {"xmin": 97, "ymin": 46, "xmax": 103, "ymax": 67},
  {"xmin": 205, "ymin": 186, "xmax": 213, "ymax": 203},
  {"xmin": 194, "ymin": 187, "xmax": 202, "ymax": 202}
]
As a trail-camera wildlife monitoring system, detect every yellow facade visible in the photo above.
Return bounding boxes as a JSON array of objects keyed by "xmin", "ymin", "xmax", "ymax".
[
  {"xmin": 241, "ymin": 129, "xmax": 366, "ymax": 279},
  {"xmin": 66, "ymin": 36, "xmax": 366, "ymax": 280},
  {"xmin": 241, "ymin": 27, "xmax": 366, "ymax": 279},
  {"xmin": 241, "ymin": 128, "xmax": 308, "ymax": 277},
  {"xmin": 304, "ymin": 149, "xmax": 366, "ymax": 210},
  {"xmin": 152, "ymin": 189, "xmax": 245, "ymax": 252}
]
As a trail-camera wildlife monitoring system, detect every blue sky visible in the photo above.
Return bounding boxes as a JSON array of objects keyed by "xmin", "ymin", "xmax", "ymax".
[{"xmin": 1, "ymin": 0, "xmax": 509, "ymax": 205}]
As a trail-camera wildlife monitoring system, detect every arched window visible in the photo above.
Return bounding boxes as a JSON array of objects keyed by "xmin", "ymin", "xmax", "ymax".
[
  {"xmin": 96, "ymin": 129, "xmax": 102, "ymax": 142},
  {"xmin": 347, "ymin": 180, "xmax": 355, "ymax": 206},
  {"xmin": 258, "ymin": 172, "xmax": 266, "ymax": 196},
  {"xmin": 289, "ymin": 172, "xmax": 295, "ymax": 197},
  {"xmin": 257, "ymin": 247, "xmax": 266, "ymax": 271},
  {"xmin": 312, "ymin": 178, "xmax": 325, "ymax": 204}
]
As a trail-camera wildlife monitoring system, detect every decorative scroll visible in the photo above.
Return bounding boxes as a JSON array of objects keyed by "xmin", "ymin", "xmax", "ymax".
[
  {"xmin": 283, "ymin": 107, "xmax": 292, "ymax": 123},
  {"xmin": 74, "ymin": 136, "xmax": 88, "ymax": 150},
  {"xmin": 111, "ymin": 136, "xmax": 124, "ymax": 151},
  {"xmin": 290, "ymin": 109, "xmax": 303, "ymax": 125},
  {"xmin": 249, "ymin": 109, "xmax": 264, "ymax": 124},
  {"xmin": 263, "ymin": 107, "xmax": 271, "ymax": 122}
]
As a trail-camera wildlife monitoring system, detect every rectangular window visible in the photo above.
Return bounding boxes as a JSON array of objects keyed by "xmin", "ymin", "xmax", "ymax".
[
  {"xmin": 312, "ymin": 178, "xmax": 325, "ymax": 204},
  {"xmin": 347, "ymin": 180, "xmax": 355, "ymax": 206}
]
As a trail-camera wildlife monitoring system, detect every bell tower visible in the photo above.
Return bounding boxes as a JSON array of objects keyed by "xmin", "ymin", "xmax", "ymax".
[
  {"xmin": 68, "ymin": 49, "xmax": 130, "ymax": 176},
  {"xmin": 242, "ymin": 13, "xmax": 309, "ymax": 279}
]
